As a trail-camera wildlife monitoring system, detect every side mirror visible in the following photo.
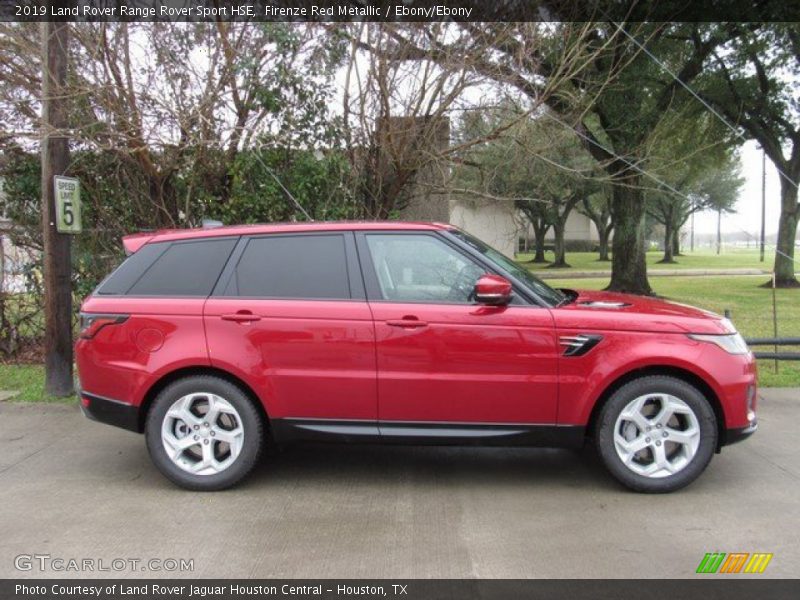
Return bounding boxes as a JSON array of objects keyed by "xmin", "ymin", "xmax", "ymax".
[{"xmin": 474, "ymin": 274, "xmax": 512, "ymax": 306}]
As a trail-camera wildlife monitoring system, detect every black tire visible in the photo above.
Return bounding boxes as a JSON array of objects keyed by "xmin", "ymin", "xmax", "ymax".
[
  {"xmin": 595, "ymin": 376, "xmax": 717, "ymax": 493},
  {"xmin": 145, "ymin": 375, "xmax": 265, "ymax": 491}
]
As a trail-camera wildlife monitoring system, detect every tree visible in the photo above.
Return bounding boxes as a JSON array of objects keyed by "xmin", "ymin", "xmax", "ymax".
[
  {"xmin": 345, "ymin": 23, "xmax": 617, "ymax": 223},
  {"xmin": 214, "ymin": 146, "xmax": 357, "ymax": 224},
  {"xmin": 337, "ymin": 23, "xmax": 484, "ymax": 218},
  {"xmin": 450, "ymin": 106, "xmax": 596, "ymax": 267},
  {"xmin": 698, "ymin": 24, "xmax": 800, "ymax": 287},
  {"xmin": 521, "ymin": 202, "xmax": 553, "ymax": 264},
  {"xmin": 578, "ymin": 188, "xmax": 614, "ymax": 261},
  {"xmin": 647, "ymin": 159, "xmax": 743, "ymax": 263},
  {"xmin": 551, "ymin": 23, "xmax": 733, "ymax": 292},
  {"xmin": 0, "ymin": 23, "xmax": 354, "ymax": 359},
  {"xmin": 0, "ymin": 22, "xmax": 344, "ymax": 227},
  {"xmin": 449, "ymin": 106, "xmax": 554, "ymax": 262},
  {"xmin": 519, "ymin": 115, "xmax": 597, "ymax": 269},
  {"xmin": 381, "ymin": 22, "xmax": 733, "ymax": 294},
  {"xmin": 645, "ymin": 115, "xmax": 743, "ymax": 263}
]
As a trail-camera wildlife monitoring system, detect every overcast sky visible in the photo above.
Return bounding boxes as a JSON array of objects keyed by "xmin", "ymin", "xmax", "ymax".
[{"xmin": 693, "ymin": 139, "xmax": 784, "ymax": 237}]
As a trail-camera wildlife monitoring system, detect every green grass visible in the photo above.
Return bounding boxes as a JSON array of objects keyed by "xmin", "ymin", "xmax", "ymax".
[
  {"xmin": 0, "ymin": 364, "xmax": 75, "ymax": 403},
  {"xmin": 519, "ymin": 248, "xmax": 776, "ymax": 272},
  {"xmin": 545, "ymin": 275, "xmax": 800, "ymax": 388}
]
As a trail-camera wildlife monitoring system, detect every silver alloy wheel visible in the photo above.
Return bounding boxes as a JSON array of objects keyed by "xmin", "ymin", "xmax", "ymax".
[
  {"xmin": 613, "ymin": 393, "xmax": 701, "ymax": 478},
  {"xmin": 161, "ymin": 392, "xmax": 245, "ymax": 476}
]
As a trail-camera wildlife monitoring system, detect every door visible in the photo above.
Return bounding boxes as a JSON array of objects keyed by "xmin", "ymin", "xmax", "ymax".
[
  {"xmin": 357, "ymin": 232, "xmax": 559, "ymax": 426},
  {"xmin": 204, "ymin": 233, "xmax": 377, "ymax": 422}
]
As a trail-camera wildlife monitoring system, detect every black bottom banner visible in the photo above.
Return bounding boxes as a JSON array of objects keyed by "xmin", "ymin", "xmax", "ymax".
[{"xmin": 3, "ymin": 579, "xmax": 799, "ymax": 600}]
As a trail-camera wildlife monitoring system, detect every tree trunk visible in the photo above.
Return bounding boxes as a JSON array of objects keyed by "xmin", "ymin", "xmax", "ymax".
[
  {"xmin": 772, "ymin": 176, "xmax": 800, "ymax": 287},
  {"xmin": 597, "ymin": 225, "xmax": 611, "ymax": 261},
  {"xmin": 530, "ymin": 221, "xmax": 550, "ymax": 263},
  {"xmin": 548, "ymin": 220, "xmax": 570, "ymax": 268},
  {"xmin": 659, "ymin": 221, "xmax": 675, "ymax": 264},
  {"xmin": 607, "ymin": 178, "xmax": 652, "ymax": 295},
  {"xmin": 533, "ymin": 240, "xmax": 547, "ymax": 263},
  {"xmin": 672, "ymin": 228, "xmax": 681, "ymax": 257}
]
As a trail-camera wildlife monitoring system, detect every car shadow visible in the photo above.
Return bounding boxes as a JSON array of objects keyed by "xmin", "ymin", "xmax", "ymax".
[{"xmin": 242, "ymin": 442, "xmax": 619, "ymax": 492}]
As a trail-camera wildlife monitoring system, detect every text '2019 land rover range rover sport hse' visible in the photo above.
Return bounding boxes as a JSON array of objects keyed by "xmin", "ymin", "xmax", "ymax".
[{"xmin": 76, "ymin": 222, "xmax": 757, "ymax": 492}]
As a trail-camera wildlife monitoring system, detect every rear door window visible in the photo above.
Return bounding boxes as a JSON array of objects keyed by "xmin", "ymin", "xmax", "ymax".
[{"xmin": 224, "ymin": 234, "xmax": 350, "ymax": 299}]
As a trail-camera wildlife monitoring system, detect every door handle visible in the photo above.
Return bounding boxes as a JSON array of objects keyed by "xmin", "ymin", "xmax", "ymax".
[
  {"xmin": 221, "ymin": 311, "xmax": 261, "ymax": 323},
  {"xmin": 385, "ymin": 318, "xmax": 428, "ymax": 329}
]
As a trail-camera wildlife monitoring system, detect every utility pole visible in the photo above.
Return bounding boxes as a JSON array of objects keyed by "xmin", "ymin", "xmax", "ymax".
[
  {"xmin": 760, "ymin": 147, "xmax": 766, "ymax": 262},
  {"xmin": 41, "ymin": 20, "xmax": 73, "ymax": 396},
  {"xmin": 690, "ymin": 202, "xmax": 695, "ymax": 252},
  {"xmin": 716, "ymin": 209, "xmax": 722, "ymax": 255},
  {"xmin": 0, "ymin": 233, "xmax": 4, "ymax": 294}
]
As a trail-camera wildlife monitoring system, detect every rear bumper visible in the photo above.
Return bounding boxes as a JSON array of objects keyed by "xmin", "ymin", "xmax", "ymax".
[{"xmin": 80, "ymin": 390, "xmax": 141, "ymax": 433}]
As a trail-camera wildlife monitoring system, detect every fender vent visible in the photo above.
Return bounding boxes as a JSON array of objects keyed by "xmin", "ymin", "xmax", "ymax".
[{"xmin": 559, "ymin": 334, "xmax": 603, "ymax": 357}]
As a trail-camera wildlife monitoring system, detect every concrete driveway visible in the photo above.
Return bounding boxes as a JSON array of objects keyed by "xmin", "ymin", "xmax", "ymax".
[{"xmin": 0, "ymin": 389, "xmax": 798, "ymax": 579}]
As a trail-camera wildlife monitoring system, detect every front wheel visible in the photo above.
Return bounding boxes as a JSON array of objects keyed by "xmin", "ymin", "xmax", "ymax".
[
  {"xmin": 145, "ymin": 375, "xmax": 265, "ymax": 491},
  {"xmin": 595, "ymin": 376, "xmax": 718, "ymax": 493}
]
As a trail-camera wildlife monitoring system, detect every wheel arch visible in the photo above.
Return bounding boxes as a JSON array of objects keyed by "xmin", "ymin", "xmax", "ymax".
[
  {"xmin": 138, "ymin": 366, "xmax": 269, "ymax": 433},
  {"xmin": 585, "ymin": 365, "xmax": 725, "ymax": 450}
]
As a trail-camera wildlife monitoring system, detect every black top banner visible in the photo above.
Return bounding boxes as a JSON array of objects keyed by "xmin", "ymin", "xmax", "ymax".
[{"xmin": 1, "ymin": 0, "xmax": 799, "ymax": 23}]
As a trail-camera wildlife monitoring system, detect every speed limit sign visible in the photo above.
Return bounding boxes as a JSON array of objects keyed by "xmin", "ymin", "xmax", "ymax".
[{"xmin": 54, "ymin": 176, "xmax": 81, "ymax": 234}]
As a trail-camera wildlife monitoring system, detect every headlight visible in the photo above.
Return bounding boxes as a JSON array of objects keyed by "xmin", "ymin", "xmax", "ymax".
[{"xmin": 688, "ymin": 332, "xmax": 749, "ymax": 355}]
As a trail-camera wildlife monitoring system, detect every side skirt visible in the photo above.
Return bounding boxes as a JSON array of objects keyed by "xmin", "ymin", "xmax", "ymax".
[{"xmin": 271, "ymin": 418, "xmax": 585, "ymax": 449}]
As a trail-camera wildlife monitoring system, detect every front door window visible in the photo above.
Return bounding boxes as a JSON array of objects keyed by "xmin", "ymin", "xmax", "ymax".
[{"xmin": 365, "ymin": 234, "xmax": 484, "ymax": 303}]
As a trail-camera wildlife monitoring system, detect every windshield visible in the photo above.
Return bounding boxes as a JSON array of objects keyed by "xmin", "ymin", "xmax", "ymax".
[{"xmin": 449, "ymin": 230, "xmax": 567, "ymax": 307}]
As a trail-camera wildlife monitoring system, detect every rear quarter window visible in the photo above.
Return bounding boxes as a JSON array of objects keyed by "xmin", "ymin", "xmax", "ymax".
[{"xmin": 97, "ymin": 238, "xmax": 237, "ymax": 297}]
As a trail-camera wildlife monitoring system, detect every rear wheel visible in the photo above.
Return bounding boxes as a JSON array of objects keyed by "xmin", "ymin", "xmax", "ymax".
[
  {"xmin": 595, "ymin": 376, "xmax": 717, "ymax": 493},
  {"xmin": 145, "ymin": 375, "xmax": 265, "ymax": 491}
]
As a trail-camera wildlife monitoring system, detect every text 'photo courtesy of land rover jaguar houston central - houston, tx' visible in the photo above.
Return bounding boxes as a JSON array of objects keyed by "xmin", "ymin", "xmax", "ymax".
[{"xmin": 76, "ymin": 222, "xmax": 757, "ymax": 492}]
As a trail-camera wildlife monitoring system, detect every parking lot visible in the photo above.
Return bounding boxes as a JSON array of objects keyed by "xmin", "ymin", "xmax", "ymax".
[{"xmin": 0, "ymin": 389, "xmax": 797, "ymax": 579}]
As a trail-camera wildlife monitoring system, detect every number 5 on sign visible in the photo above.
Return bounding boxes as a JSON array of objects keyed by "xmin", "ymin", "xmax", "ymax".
[{"xmin": 54, "ymin": 176, "xmax": 81, "ymax": 234}]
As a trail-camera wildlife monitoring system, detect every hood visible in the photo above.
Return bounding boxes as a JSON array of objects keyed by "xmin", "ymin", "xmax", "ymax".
[{"xmin": 553, "ymin": 289, "xmax": 734, "ymax": 335}]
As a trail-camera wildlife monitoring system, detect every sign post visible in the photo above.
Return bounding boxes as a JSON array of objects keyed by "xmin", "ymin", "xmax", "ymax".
[{"xmin": 54, "ymin": 176, "xmax": 81, "ymax": 234}]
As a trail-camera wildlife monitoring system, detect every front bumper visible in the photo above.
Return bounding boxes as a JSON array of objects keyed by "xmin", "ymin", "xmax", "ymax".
[
  {"xmin": 723, "ymin": 420, "xmax": 758, "ymax": 446},
  {"xmin": 80, "ymin": 389, "xmax": 141, "ymax": 433}
]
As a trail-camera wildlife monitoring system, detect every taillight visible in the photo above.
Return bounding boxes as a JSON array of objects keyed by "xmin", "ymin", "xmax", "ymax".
[{"xmin": 79, "ymin": 313, "xmax": 129, "ymax": 339}]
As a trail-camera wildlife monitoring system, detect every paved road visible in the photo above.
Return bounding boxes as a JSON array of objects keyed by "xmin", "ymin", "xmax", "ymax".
[{"xmin": 0, "ymin": 390, "xmax": 798, "ymax": 579}]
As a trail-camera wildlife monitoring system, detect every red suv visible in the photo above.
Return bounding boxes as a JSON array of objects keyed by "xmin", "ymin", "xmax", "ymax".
[{"xmin": 76, "ymin": 222, "xmax": 757, "ymax": 492}]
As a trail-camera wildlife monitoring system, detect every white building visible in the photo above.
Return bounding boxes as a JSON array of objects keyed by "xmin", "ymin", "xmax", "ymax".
[{"xmin": 448, "ymin": 199, "xmax": 600, "ymax": 258}]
